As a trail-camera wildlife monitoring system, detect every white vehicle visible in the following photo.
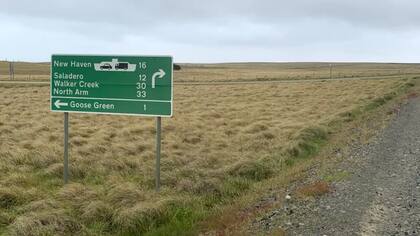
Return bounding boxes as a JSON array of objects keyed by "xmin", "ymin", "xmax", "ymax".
[{"xmin": 94, "ymin": 59, "xmax": 136, "ymax": 72}]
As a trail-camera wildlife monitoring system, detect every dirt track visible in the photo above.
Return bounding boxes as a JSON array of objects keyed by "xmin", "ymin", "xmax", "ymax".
[{"xmin": 252, "ymin": 96, "xmax": 420, "ymax": 235}]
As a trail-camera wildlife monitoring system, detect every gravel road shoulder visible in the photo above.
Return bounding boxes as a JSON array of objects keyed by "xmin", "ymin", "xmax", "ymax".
[{"xmin": 250, "ymin": 96, "xmax": 420, "ymax": 236}]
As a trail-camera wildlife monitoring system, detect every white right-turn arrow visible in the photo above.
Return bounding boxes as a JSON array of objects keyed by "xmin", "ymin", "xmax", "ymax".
[{"xmin": 151, "ymin": 69, "xmax": 166, "ymax": 89}]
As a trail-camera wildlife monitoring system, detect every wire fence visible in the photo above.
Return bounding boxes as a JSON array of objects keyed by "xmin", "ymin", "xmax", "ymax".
[
  {"xmin": 0, "ymin": 61, "xmax": 49, "ymax": 81},
  {"xmin": 1, "ymin": 60, "xmax": 420, "ymax": 82}
]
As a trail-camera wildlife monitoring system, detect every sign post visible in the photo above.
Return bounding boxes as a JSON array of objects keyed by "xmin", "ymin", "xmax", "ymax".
[
  {"xmin": 9, "ymin": 62, "xmax": 14, "ymax": 80},
  {"xmin": 156, "ymin": 116, "xmax": 161, "ymax": 192},
  {"xmin": 51, "ymin": 54, "xmax": 173, "ymax": 189},
  {"xmin": 64, "ymin": 112, "xmax": 69, "ymax": 184}
]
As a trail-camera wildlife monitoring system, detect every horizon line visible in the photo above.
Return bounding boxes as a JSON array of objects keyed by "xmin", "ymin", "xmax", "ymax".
[{"xmin": 1, "ymin": 60, "xmax": 420, "ymax": 65}]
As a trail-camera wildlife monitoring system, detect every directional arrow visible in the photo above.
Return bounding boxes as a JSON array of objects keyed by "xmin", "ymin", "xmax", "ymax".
[
  {"xmin": 152, "ymin": 69, "xmax": 166, "ymax": 89},
  {"xmin": 54, "ymin": 100, "xmax": 68, "ymax": 109}
]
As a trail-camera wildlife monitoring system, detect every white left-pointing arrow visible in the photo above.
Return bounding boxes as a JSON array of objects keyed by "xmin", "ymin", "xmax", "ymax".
[{"xmin": 54, "ymin": 100, "xmax": 68, "ymax": 109}]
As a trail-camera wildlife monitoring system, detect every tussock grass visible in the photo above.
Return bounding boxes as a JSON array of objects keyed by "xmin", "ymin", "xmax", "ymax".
[
  {"xmin": 286, "ymin": 126, "xmax": 329, "ymax": 158},
  {"xmin": 8, "ymin": 209, "xmax": 83, "ymax": 236},
  {"xmin": 112, "ymin": 202, "xmax": 166, "ymax": 234},
  {"xmin": 0, "ymin": 65, "xmax": 415, "ymax": 234},
  {"xmin": 229, "ymin": 160, "xmax": 274, "ymax": 181},
  {"xmin": 107, "ymin": 182, "xmax": 146, "ymax": 208},
  {"xmin": 81, "ymin": 200, "xmax": 113, "ymax": 224},
  {"xmin": 57, "ymin": 183, "xmax": 98, "ymax": 210},
  {"xmin": 16, "ymin": 199, "xmax": 60, "ymax": 214},
  {"xmin": 0, "ymin": 212, "xmax": 12, "ymax": 228},
  {"xmin": 0, "ymin": 187, "xmax": 25, "ymax": 209}
]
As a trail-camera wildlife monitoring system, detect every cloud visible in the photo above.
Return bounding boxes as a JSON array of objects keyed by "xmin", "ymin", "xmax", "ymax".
[
  {"xmin": 3, "ymin": 0, "xmax": 420, "ymax": 29},
  {"xmin": 0, "ymin": 0, "xmax": 419, "ymax": 62}
]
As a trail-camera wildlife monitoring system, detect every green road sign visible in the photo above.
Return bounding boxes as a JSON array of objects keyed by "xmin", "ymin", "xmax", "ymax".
[{"xmin": 51, "ymin": 54, "xmax": 173, "ymax": 116}]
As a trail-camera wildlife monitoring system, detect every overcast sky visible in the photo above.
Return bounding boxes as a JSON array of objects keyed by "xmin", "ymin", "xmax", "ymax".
[{"xmin": 1, "ymin": 0, "xmax": 420, "ymax": 63}]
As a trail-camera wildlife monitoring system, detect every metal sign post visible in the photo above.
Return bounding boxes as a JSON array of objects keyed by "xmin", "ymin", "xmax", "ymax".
[
  {"xmin": 329, "ymin": 63, "xmax": 332, "ymax": 80},
  {"xmin": 64, "ymin": 112, "xmax": 69, "ymax": 184},
  {"xmin": 9, "ymin": 62, "xmax": 14, "ymax": 80},
  {"xmin": 156, "ymin": 117, "xmax": 161, "ymax": 191}
]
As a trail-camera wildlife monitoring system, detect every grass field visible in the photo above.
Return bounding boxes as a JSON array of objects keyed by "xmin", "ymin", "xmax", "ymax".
[
  {"xmin": 2, "ymin": 60, "xmax": 420, "ymax": 82},
  {"xmin": 175, "ymin": 62, "xmax": 420, "ymax": 82},
  {"xmin": 0, "ymin": 62, "xmax": 417, "ymax": 235},
  {"xmin": 0, "ymin": 61, "xmax": 49, "ymax": 81}
]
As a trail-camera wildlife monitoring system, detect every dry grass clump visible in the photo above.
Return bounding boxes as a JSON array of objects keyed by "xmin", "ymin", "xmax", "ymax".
[
  {"xmin": 57, "ymin": 183, "xmax": 98, "ymax": 211},
  {"xmin": 80, "ymin": 200, "xmax": 113, "ymax": 223},
  {"xmin": 0, "ymin": 212, "xmax": 13, "ymax": 228},
  {"xmin": 296, "ymin": 181, "xmax": 331, "ymax": 198},
  {"xmin": 107, "ymin": 182, "xmax": 146, "ymax": 208},
  {"xmin": 16, "ymin": 199, "xmax": 60, "ymax": 214},
  {"xmin": 0, "ymin": 173, "xmax": 35, "ymax": 188},
  {"xmin": 8, "ymin": 209, "xmax": 83, "ymax": 236},
  {"xmin": 8, "ymin": 151, "xmax": 61, "ymax": 169},
  {"xmin": 190, "ymin": 178, "xmax": 222, "ymax": 196},
  {"xmin": 0, "ymin": 187, "xmax": 25, "ymax": 209},
  {"xmin": 44, "ymin": 163, "xmax": 64, "ymax": 178},
  {"xmin": 112, "ymin": 202, "xmax": 166, "ymax": 234},
  {"xmin": 228, "ymin": 159, "xmax": 274, "ymax": 181},
  {"xmin": 44, "ymin": 161, "xmax": 88, "ymax": 179}
]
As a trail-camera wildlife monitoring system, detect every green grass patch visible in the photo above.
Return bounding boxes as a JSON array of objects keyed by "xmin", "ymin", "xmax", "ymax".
[
  {"xmin": 228, "ymin": 159, "xmax": 274, "ymax": 181},
  {"xmin": 323, "ymin": 171, "xmax": 350, "ymax": 183},
  {"xmin": 286, "ymin": 126, "xmax": 329, "ymax": 159},
  {"xmin": 143, "ymin": 204, "xmax": 206, "ymax": 236},
  {"xmin": 0, "ymin": 188, "xmax": 28, "ymax": 209},
  {"xmin": 340, "ymin": 80, "xmax": 415, "ymax": 122}
]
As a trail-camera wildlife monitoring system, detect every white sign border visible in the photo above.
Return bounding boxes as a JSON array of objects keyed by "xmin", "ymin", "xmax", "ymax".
[{"xmin": 50, "ymin": 54, "xmax": 173, "ymax": 117}]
